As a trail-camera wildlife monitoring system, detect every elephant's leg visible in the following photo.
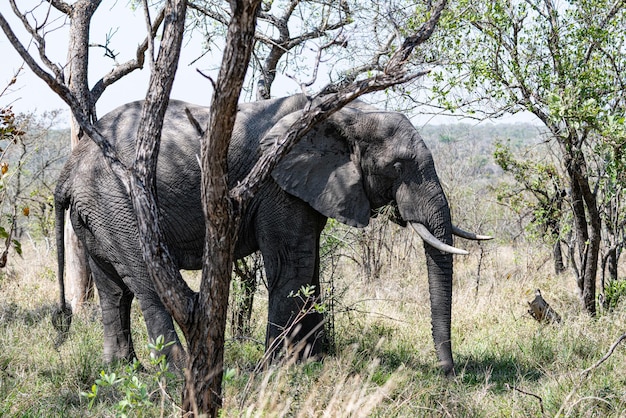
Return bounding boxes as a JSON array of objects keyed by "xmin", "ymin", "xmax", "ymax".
[
  {"xmin": 90, "ymin": 259, "xmax": 136, "ymax": 363},
  {"xmin": 132, "ymin": 286, "xmax": 186, "ymax": 369},
  {"xmin": 264, "ymin": 245, "xmax": 326, "ymax": 359},
  {"xmin": 257, "ymin": 198, "xmax": 327, "ymax": 360}
]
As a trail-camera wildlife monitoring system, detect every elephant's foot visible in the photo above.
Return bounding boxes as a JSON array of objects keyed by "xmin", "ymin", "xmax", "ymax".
[
  {"xmin": 266, "ymin": 314, "xmax": 328, "ymax": 364},
  {"xmin": 103, "ymin": 340, "xmax": 136, "ymax": 365}
]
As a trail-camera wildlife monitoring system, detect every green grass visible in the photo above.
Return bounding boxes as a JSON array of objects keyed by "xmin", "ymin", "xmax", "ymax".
[{"xmin": 1, "ymin": 240, "xmax": 625, "ymax": 417}]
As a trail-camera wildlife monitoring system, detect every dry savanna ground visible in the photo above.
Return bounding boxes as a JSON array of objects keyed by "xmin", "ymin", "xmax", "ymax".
[{"xmin": 0, "ymin": 227, "xmax": 625, "ymax": 417}]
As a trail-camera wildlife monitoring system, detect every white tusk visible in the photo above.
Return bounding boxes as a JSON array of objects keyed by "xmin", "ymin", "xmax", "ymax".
[
  {"xmin": 411, "ymin": 223, "xmax": 469, "ymax": 255},
  {"xmin": 452, "ymin": 225, "xmax": 493, "ymax": 241}
]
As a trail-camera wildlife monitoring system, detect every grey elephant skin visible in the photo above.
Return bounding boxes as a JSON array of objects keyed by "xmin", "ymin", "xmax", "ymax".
[{"xmin": 55, "ymin": 94, "xmax": 470, "ymax": 375}]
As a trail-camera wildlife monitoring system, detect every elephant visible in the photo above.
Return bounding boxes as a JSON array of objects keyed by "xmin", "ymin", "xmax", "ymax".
[{"xmin": 54, "ymin": 94, "xmax": 490, "ymax": 376}]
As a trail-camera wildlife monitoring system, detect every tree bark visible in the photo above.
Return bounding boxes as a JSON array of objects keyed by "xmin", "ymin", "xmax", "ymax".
[
  {"xmin": 564, "ymin": 147, "xmax": 599, "ymax": 315},
  {"xmin": 605, "ymin": 247, "xmax": 619, "ymax": 283},
  {"xmin": 184, "ymin": 1, "xmax": 262, "ymax": 414},
  {"xmin": 553, "ymin": 239, "xmax": 565, "ymax": 275},
  {"xmin": 63, "ymin": 0, "xmax": 101, "ymax": 310}
]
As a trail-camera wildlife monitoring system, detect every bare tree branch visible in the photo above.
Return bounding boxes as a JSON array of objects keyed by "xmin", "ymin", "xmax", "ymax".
[
  {"xmin": 320, "ymin": 31, "xmax": 397, "ymax": 93},
  {"xmin": 556, "ymin": 332, "xmax": 626, "ymax": 417},
  {"xmin": 288, "ymin": 34, "xmax": 349, "ymax": 90},
  {"xmin": 91, "ymin": 7, "xmax": 166, "ymax": 103},
  {"xmin": 233, "ymin": 1, "xmax": 447, "ymax": 199},
  {"xmin": 8, "ymin": 0, "xmax": 66, "ymax": 82},
  {"xmin": 385, "ymin": 0, "xmax": 447, "ymax": 72},
  {"xmin": 581, "ymin": 332, "xmax": 626, "ymax": 377},
  {"xmin": 255, "ymin": 0, "xmax": 352, "ymax": 99},
  {"xmin": 506, "ymin": 384, "xmax": 545, "ymax": 415},
  {"xmin": 191, "ymin": 0, "xmax": 353, "ymax": 100},
  {"xmin": 48, "ymin": 0, "xmax": 73, "ymax": 15},
  {"xmin": 0, "ymin": 12, "xmax": 76, "ymax": 110},
  {"xmin": 188, "ymin": 1, "xmax": 229, "ymax": 26}
]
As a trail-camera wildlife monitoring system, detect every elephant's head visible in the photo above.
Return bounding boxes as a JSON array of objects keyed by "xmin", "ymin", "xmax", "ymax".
[{"xmin": 261, "ymin": 102, "xmax": 490, "ymax": 375}]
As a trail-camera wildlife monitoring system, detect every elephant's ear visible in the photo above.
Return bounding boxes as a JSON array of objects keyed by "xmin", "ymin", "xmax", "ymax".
[{"xmin": 260, "ymin": 110, "xmax": 371, "ymax": 228}]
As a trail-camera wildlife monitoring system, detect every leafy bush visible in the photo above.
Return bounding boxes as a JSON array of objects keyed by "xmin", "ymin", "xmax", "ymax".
[
  {"xmin": 602, "ymin": 279, "xmax": 626, "ymax": 312},
  {"xmin": 81, "ymin": 336, "xmax": 179, "ymax": 416},
  {"xmin": 0, "ymin": 106, "xmax": 26, "ymax": 267}
]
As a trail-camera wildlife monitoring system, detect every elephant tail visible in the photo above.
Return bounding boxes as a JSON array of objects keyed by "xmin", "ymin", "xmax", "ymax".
[{"xmin": 51, "ymin": 184, "xmax": 72, "ymax": 337}]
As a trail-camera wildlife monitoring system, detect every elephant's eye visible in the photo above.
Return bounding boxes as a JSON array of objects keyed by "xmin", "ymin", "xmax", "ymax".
[{"xmin": 393, "ymin": 161, "xmax": 403, "ymax": 174}]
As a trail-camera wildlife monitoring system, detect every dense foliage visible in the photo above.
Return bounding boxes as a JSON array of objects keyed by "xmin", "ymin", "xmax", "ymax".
[{"xmin": 426, "ymin": 0, "xmax": 626, "ymax": 313}]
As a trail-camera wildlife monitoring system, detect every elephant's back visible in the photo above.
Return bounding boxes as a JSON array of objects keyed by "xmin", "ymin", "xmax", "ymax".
[
  {"xmin": 60, "ymin": 96, "xmax": 311, "ymax": 270},
  {"xmin": 228, "ymin": 95, "xmax": 311, "ymax": 182}
]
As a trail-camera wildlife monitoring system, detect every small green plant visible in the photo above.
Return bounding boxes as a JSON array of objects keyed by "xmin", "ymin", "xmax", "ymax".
[
  {"xmin": 602, "ymin": 279, "xmax": 626, "ymax": 312},
  {"xmin": 289, "ymin": 284, "xmax": 327, "ymax": 314},
  {"xmin": 81, "ymin": 335, "xmax": 177, "ymax": 416}
]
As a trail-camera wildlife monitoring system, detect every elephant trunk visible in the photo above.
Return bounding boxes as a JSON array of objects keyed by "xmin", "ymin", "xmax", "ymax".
[
  {"xmin": 424, "ymin": 246, "xmax": 454, "ymax": 375},
  {"xmin": 421, "ymin": 198, "xmax": 455, "ymax": 376},
  {"xmin": 397, "ymin": 180, "xmax": 455, "ymax": 375}
]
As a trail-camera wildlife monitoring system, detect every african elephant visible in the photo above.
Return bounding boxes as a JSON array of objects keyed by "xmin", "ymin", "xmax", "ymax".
[{"xmin": 54, "ymin": 94, "xmax": 489, "ymax": 375}]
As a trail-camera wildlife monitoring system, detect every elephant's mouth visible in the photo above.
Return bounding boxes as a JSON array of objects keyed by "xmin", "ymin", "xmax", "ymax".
[{"xmin": 411, "ymin": 222, "xmax": 492, "ymax": 254}]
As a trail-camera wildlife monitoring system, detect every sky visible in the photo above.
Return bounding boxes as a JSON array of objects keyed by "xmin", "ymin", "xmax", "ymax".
[
  {"xmin": 0, "ymin": 2, "xmax": 294, "ymax": 119},
  {"xmin": 0, "ymin": 2, "xmax": 539, "ymax": 126}
]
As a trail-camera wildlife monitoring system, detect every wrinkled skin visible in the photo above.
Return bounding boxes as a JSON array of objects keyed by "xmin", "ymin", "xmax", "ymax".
[{"xmin": 55, "ymin": 94, "xmax": 458, "ymax": 374}]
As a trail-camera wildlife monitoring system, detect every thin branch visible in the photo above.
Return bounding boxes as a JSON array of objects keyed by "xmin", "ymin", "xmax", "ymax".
[
  {"xmin": 47, "ymin": 0, "xmax": 72, "ymax": 15},
  {"xmin": 556, "ymin": 333, "xmax": 626, "ymax": 417},
  {"xmin": 386, "ymin": 0, "xmax": 447, "ymax": 72},
  {"xmin": 8, "ymin": 0, "xmax": 66, "ymax": 82},
  {"xmin": 581, "ymin": 332, "xmax": 626, "ymax": 377},
  {"xmin": 89, "ymin": 28, "xmax": 120, "ymax": 61},
  {"xmin": 0, "ymin": 11, "xmax": 76, "ymax": 110},
  {"xmin": 321, "ymin": 32, "xmax": 397, "ymax": 94},
  {"xmin": 506, "ymin": 384, "xmax": 545, "ymax": 415},
  {"xmin": 91, "ymin": 7, "xmax": 166, "ymax": 103},
  {"xmin": 289, "ymin": 33, "xmax": 348, "ymax": 90},
  {"xmin": 582, "ymin": 0, "xmax": 626, "ymax": 64},
  {"xmin": 0, "ymin": 65, "xmax": 24, "ymax": 99},
  {"xmin": 142, "ymin": 0, "xmax": 156, "ymax": 71},
  {"xmin": 188, "ymin": 1, "xmax": 229, "ymax": 26}
]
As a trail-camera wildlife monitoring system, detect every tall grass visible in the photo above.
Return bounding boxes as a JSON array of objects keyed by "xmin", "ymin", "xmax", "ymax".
[{"xmin": 1, "ymin": 237, "xmax": 625, "ymax": 416}]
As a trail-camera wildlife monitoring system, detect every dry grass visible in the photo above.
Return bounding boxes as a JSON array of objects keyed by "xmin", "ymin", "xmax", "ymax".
[{"xmin": 1, "ymin": 236, "xmax": 625, "ymax": 417}]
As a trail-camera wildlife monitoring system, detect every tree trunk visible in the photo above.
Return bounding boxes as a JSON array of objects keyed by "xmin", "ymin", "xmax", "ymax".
[
  {"xmin": 565, "ymin": 148, "xmax": 599, "ymax": 315},
  {"xmin": 606, "ymin": 247, "xmax": 619, "ymax": 284},
  {"xmin": 188, "ymin": 1, "xmax": 262, "ymax": 415},
  {"xmin": 553, "ymin": 239, "xmax": 565, "ymax": 275},
  {"xmin": 64, "ymin": 213, "xmax": 92, "ymax": 310},
  {"xmin": 63, "ymin": 1, "xmax": 101, "ymax": 310},
  {"xmin": 65, "ymin": 114, "xmax": 93, "ymax": 312},
  {"xmin": 232, "ymin": 258, "xmax": 258, "ymax": 337}
]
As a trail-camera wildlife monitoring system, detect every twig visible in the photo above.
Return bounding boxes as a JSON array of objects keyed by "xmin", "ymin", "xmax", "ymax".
[
  {"xmin": 184, "ymin": 107, "xmax": 205, "ymax": 136},
  {"xmin": 474, "ymin": 243, "xmax": 484, "ymax": 298},
  {"xmin": 555, "ymin": 333, "xmax": 626, "ymax": 417},
  {"xmin": 580, "ymin": 332, "xmax": 626, "ymax": 377},
  {"xmin": 506, "ymin": 384, "xmax": 545, "ymax": 415},
  {"xmin": 196, "ymin": 69, "xmax": 216, "ymax": 91}
]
